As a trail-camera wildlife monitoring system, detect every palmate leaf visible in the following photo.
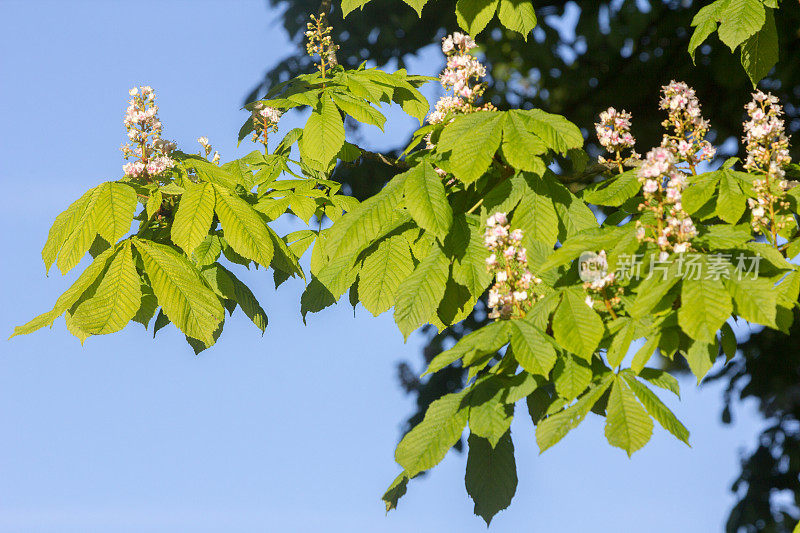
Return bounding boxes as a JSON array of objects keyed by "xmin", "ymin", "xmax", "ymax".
[
  {"xmin": 553, "ymin": 353, "xmax": 593, "ymax": 401},
  {"xmin": 717, "ymin": 0, "xmax": 766, "ymax": 51},
  {"xmin": 496, "ymin": 0, "xmax": 537, "ymax": 39},
  {"xmin": 299, "ymin": 93, "xmax": 345, "ymax": 169},
  {"xmin": 604, "ymin": 375, "xmax": 653, "ymax": 457},
  {"xmin": 200, "ymin": 264, "xmax": 268, "ymax": 332},
  {"xmin": 358, "ymin": 235, "xmax": 415, "ymax": 316},
  {"xmin": 501, "ymin": 112, "xmax": 547, "ymax": 173},
  {"xmin": 450, "ymin": 216, "xmax": 493, "ymax": 297},
  {"xmin": 395, "ymin": 390, "xmax": 469, "ymax": 476},
  {"xmin": 512, "ymin": 173, "xmax": 559, "ymax": 247},
  {"xmin": 465, "ymin": 432, "xmax": 517, "ymax": 526},
  {"xmin": 456, "ymin": 0, "xmax": 499, "ymax": 36},
  {"xmin": 213, "ymin": 184, "xmax": 274, "ymax": 267},
  {"xmin": 71, "ymin": 241, "xmax": 141, "ymax": 335},
  {"xmin": 688, "ymin": 0, "xmax": 725, "ymax": 62},
  {"xmin": 622, "ymin": 372, "xmax": 690, "ymax": 446},
  {"xmin": 394, "ymin": 245, "xmax": 450, "ymax": 340},
  {"xmin": 424, "ymin": 320, "xmax": 511, "ymax": 375},
  {"xmin": 133, "ymin": 238, "xmax": 224, "ymax": 346},
  {"xmin": 438, "ymin": 111, "xmax": 505, "ymax": 184},
  {"xmin": 740, "ymin": 8, "xmax": 778, "ymax": 87},
  {"xmin": 552, "ymin": 289, "xmax": 604, "ymax": 361},
  {"xmin": 678, "ymin": 260, "xmax": 732, "ymax": 343},
  {"xmin": 12, "ymin": 246, "xmax": 118, "ymax": 338},
  {"xmin": 516, "ymin": 109, "xmax": 583, "ymax": 155},
  {"xmin": 403, "ymin": 162, "xmax": 453, "ymax": 240},
  {"xmin": 44, "ymin": 182, "xmax": 137, "ymax": 275},
  {"xmin": 323, "ymin": 173, "xmax": 406, "ymax": 260},
  {"xmin": 508, "ymin": 319, "xmax": 556, "ymax": 377},
  {"xmin": 536, "ymin": 374, "xmax": 613, "ymax": 453},
  {"xmin": 171, "ymin": 181, "xmax": 216, "ymax": 256},
  {"xmin": 468, "ymin": 377, "xmax": 514, "ymax": 447}
]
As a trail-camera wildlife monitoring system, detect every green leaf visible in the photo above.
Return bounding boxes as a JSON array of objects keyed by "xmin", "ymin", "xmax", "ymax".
[
  {"xmin": 468, "ymin": 378, "xmax": 514, "ymax": 447},
  {"xmin": 323, "ymin": 174, "xmax": 406, "ymax": 259},
  {"xmin": 604, "ymin": 375, "xmax": 653, "ymax": 456},
  {"xmin": 394, "ymin": 246, "xmax": 450, "ymax": 339},
  {"xmin": 201, "ymin": 264, "xmax": 268, "ymax": 332},
  {"xmin": 552, "ymin": 289, "xmax": 604, "ymax": 361},
  {"xmin": 622, "ymin": 372, "xmax": 690, "ymax": 446},
  {"xmin": 607, "ymin": 318, "xmax": 638, "ymax": 367},
  {"xmin": 438, "ymin": 111, "xmax": 505, "ymax": 184},
  {"xmin": 171, "ymin": 181, "xmax": 216, "ymax": 256},
  {"xmin": 509, "ymin": 320, "xmax": 556, "ymax": 377},
  {"xmin": 51, "ymin": 183, "xmax": 137, "ymax": 274},
  {"xmin": 678, "ymin": 261, "xmax": 733, "ymax": 343},
  {"xmin": 450, "ymin": 217, "xmax": 494, "ymax": 297},
  {"xmin": 213, "ymin": 185, "xmax": 274, "ymax": 267},
  {"xmin": 740, "ymin": 8, "xmax": 778, "ymax": 86},
  {"xmin": 553, "ymin": 353, "xmax": 593, "ymax": 401},
  {"xmin": 582, "ymin": 170, "xmax": 640, "ymax": 207},
  {"xmin": 688, "ymin": 1, "xmax": 723, "ymax": 62},
  {"xmin": 716, "ymin": 171, "xmax": 748, "ymax": 223},
  {"xmin": 358, "ymin": 235, "xmax": 415, "ymax": 316},
  {"xmin": 193, "ymin": 235, "xmax": 223, "ymax": 266},
  {"xmin": 401, "ymin": 0, "xmax": 428, "ymax": 16},
  {"xmin": 717, "ymin": 0, "xmax": 766, "ymax": 51},
  {"xmin": 456, "ymin": 0, "xmax": 499, "ymax": 35},
  {"xmin": 12, "ymin": 246, "xmax": 118, "ymax": 338},
  {"xmin": 424, "ymin": 321, "xmax": 510, "ymax": 375},
  {"xmin": 535, "ymin": 374, "xmax": 613, "ymax": 453},
  {"xmin": 381, "ymin": 473, "xmax": 409, "ymax": 512},
  {"xmin": 404, "ymin": 162, "xmax": 453, "ymax": 240},
  {"xmin": 501, "ymin": 111, "xmax": 547, "ymax": 172},
  {"xmin": 684, "ymin": 340, "xmax": 718, "ymax": 383},
  {"xmin": 465, "ymin": 432, "xmax": 517, "ymax": 526},
  {"xmin": 638, "ymin": 368, "xmax": 681, "ymax": 397},
  {"xmin": 395, "ymin": 391, "xmax": 468, "ymax": 476},
  {"xmin": 299, "ymin": 93, "xmax": 345, "ymax": 168},
  {"xmin": 341, "ymin": 0, "xmax": 371, "ymax": 16},
  {"xmin": 71, "ymin": 241, "xmax": 141, "ymax": 335},
  {"xmin": 496, "ymin": 0, "xmax": 537, "ymax": 38},
  {"xmin": 516, "ymin": 109, "xmax": 583, "ymax": 155},
  {"xmin": 726, "ymin": 276, "xmax": 778, "ymax": 328},
  {"xmin": 512, "ymin": 174, "xmax": 559, "ymax": 247},
  {"xmin": 330, "ymin": 92, "xmax": 386, "ymax": 130},
  {"xmin": 133, "ymin": 238, "xmax": 224, "ymax": 346},
  {"xmin": 94, "ymin": 182, "xmax": 138, "ymax": 246}
]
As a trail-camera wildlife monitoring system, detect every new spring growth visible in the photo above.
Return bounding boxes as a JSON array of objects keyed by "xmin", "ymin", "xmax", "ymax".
[
  {"xmin": 121, "ymin": 86, "xmax": 176, "ymax": 179},
  {"xmin": 636, "ymin": 147, "xmax": 698, "ymax": 260},
  {"xmin": 305, "ymin": 13, "xmax": 339, "ymax": 79},
  {"xmin": 427, "ymin": 32, "xmax": 494, "ymax": 126},
  {"xmin": 743, "ymin": 91, "xmax": 794, "ymax": 238},
  {"xmin": 581, "ymin": 250, "xmax": 622, "ymax": 318},
  {"xmin": 595, "ymin": 107, "xmax": 641, "ymax": 171},
  {"xmin": 658, "ymin": 80, "xmax": 715, "ymax": 172},
  {"xmin": 250, "ymin": 103, "xmax": 282, "ymax": 148},
  {"xmin": 197, "ymin": 137, "xmax": 220, "ymax": 165},
  {"xmin": 484, "ymin": 212, "xmax": 542, "ymax": 320}
]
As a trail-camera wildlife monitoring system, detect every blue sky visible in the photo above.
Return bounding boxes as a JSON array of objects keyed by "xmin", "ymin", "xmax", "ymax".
[{"xmin": 0, "ymin": 1, "xmax": 768, "ymax": 531}]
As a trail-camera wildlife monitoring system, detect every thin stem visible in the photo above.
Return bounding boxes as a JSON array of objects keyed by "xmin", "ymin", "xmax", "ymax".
[{"xmin": 466, "ymin": 198, "xmax": 484, "ymax": 215}]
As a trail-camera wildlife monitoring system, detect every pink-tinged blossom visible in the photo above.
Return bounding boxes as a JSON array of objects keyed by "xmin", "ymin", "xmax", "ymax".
[
  {"xmin": 743, "ymin": 91, "xmax": 793, "ymax": 236},
  {"xmin": 595, "ymin": 107, "xmax": 640, "ymax": 169},
  {"xmin": 483, "ymin": 215, "xmax": 541, "ymax": 319},
  {"xmin": 250, "ymin": 103, "xmax": 283, "ymax": 146},
  {"xmin": 121, "ymin": 86, "xmax": 175, "ymax": 179},
  {"xmin": 658, "ymin": 80, "xmax": 715, "ymax": 167}
]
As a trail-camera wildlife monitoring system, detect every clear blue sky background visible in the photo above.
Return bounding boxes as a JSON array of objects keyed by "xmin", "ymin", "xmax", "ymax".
[{"xmin": 0, "ymin": 1, "xmax": 768, "ymax": 531}]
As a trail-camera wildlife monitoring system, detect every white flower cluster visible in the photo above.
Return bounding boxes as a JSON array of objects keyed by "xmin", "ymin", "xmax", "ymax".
[
  {"xmin": 426, "ymin": 32, "xmax": 493, "ymax": 125},
  {"xmin": 581, "ymin": 251, "xmax": 622, "ymax": 313},
  {"xmin": 658, "ymin": 81, "xmax": 715, "ymax": 168},
  {"xmin": 636, "ymin": 147, "xmax": 697, "ymax": 259},
  {"xmin": 484, "ymin": 212, "xmax": 542, "ymax": 320},
  {"xmin": 743, "ymin": 91, "xmax": 793, "ymax": 235},
  {"xmin": 197, "ymin": 137, "xmax": 220, "ymax": 164},
  {"xmin": 595, "ymin": 107, "xmax": 640, "ymax": 170},
  {"xmin": 250, "ymin": 102, "xmax": 283, "ymax": 147},
  {"xmin": 121, "ymin": 86, "xmax": 176, "ymax": 179}
]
